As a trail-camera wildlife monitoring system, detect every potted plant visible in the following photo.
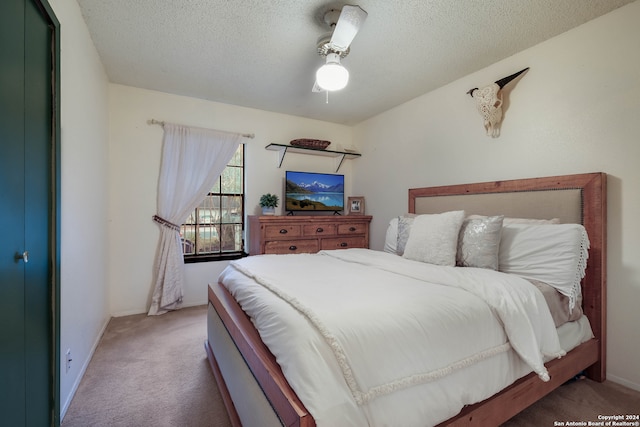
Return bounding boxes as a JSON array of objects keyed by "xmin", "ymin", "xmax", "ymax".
[{"xmin": 259, "ymin": 193, "xmax": 279, "ymax": 215}]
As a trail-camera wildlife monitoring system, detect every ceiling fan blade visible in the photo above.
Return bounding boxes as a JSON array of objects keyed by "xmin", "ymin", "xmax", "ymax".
[
  {"xmin": 329, "ymin": 5, "xmax": 367, "ymax": 52},
  {"xmin": 312, "ymin": 81, "xmax": 325, "ymax": 93}
]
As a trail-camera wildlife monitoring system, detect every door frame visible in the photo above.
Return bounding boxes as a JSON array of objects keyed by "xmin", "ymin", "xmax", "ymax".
[{"xmin": 33, "ymin": 0, "xmax": 60, "ymax": 425}]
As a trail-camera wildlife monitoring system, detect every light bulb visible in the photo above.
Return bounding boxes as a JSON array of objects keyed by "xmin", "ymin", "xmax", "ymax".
[{"xmin": 316, "ymin": 53, "xmax": 349, "ymax": 91}]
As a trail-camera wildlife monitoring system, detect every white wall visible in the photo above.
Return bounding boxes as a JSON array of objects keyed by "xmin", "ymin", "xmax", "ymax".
[
  {"xmin": 108, "ymin": 85, "xmax": 353, "ymax": 316},
  {"xmin": 353, "ymin": 1, "xmax": 640, "ymax": 390},
  {"xmin": 49, "ymin": 0, "xmax": 111, "ymax": 418}
]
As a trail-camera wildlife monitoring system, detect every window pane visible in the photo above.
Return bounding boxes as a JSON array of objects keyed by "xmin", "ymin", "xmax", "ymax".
[
  {"xmin": 211, "ymin": 177, "xmax": 221, "ymax": 193},
  {"xmin": 221, "ymin": 195, "xmax": 242, "ymax": 223},
  {"xmin": 196, "ymin": 224, "xmax": 220, "ymax": 254},
  {"xmin": 221, "ymin": 166, "xmax": 242, "ymax": 194},
  {"xmin": 228, "ymin": 146, "xmax": 243, "ymax": 166},
  {"xmin": 199, "ymin": 195, "xmax": 220, "ymax": 224},
  {"xmin": 184, "ymin": 211, "xmax": 196, "ymax": 225},
  {"xmin": 220, "ymin": 224, "xmax": 242, "ymax": 252},
  {"xmin": 180, "ymin": 225, "xmax": 196, "ymax": 255}
]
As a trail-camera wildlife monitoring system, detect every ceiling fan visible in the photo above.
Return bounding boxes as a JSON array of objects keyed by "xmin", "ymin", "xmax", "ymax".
[{"xmin": 313, "ymin": 4, "xmax": 368, "ymax": 93}]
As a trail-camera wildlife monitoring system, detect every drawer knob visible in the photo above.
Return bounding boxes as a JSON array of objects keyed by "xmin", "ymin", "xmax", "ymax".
[
  {"xmin": 289, "ymin": 245, "xmax": 297, "ymax": 251},
  {"xmin": 316, "ymin": 227, "xmax": 324, "ymax": 233},
  {"xmin": 349, "ymin": 227, "xmax": 356, "ymax": 232},
  {"xmin": 279, "ymin": 229, "xmax": 288, "ymax": 234},
  {"xmin": 340, "ymin": 242, "xmax": 348, "ymax": 247}
]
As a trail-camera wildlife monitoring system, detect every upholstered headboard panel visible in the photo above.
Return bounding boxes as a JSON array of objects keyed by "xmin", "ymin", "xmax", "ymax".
[{"xmin": 413, "ymin": 189, "xmax": 583, "ymax": 224}]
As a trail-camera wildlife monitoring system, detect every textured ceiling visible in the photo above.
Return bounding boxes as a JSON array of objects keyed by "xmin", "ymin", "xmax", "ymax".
[{"xmin": 76, "ymin": 0, "xmax": 634, "ymax": 125}]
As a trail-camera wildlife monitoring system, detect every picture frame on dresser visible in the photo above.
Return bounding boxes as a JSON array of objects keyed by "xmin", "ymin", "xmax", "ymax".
[{"xmin": 348, "ymin": 196, "xmax": 365, "ymax": 215}]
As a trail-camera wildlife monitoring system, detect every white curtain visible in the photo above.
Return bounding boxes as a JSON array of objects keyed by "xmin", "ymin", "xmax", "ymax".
[{"xmin": 148, "ymin": 123, "xmax": 242, "ymax": 315}]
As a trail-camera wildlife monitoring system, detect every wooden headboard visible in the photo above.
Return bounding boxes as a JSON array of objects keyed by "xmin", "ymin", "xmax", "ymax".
[{"xmin": 408, "ymin": 172, "xmax": 607, "ymax": 381}]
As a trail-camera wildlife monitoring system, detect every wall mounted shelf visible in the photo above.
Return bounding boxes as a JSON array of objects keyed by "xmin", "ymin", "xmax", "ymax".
[{"xmin": 265, "ymin": 143, "xmax": 361, "ymax": 172}]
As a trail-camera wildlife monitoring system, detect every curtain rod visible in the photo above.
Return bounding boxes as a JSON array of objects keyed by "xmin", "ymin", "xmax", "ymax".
[{"xmin": 147, "ymin": 119, "xmax": 255, "ymax": 139}]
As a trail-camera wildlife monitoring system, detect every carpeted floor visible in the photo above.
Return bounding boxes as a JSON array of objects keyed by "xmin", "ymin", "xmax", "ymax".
[
  {"xmin": 502, "ymin": 377, "xmax": 639, "ymax": 426},
  {"xmin": 62, "ymin": 305, "xmax": 230, "ymax": 427},
  {"xmin": 62, "ymin": 305, "xmax": 639, "ymax": 427}
]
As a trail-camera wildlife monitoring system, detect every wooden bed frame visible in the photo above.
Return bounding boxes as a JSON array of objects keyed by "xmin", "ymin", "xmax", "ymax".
[{"xmin": 205, "ymin": 172, "xmax": 606, "ymax": 427}]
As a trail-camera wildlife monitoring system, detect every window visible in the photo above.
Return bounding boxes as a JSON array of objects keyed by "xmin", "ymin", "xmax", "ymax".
[{"xmin": 180, "ymin": 144, "xmax": 245, "ymax": 262}]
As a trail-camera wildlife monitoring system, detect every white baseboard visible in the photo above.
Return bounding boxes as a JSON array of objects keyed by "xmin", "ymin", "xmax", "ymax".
[
  {"xmin": 111, "ymin": 300, "xmax": 207, "ymax": 318},
  {"xmin": 111, "ymin": 307, "xmax": 147, "ymax": 317},
  {"xmin": 607, "ymin": 373, "xmax": 640, "ymax": 392},
  {"xmin": 59, "ymin": 317, "xmax": 111, "ymax": 421}
]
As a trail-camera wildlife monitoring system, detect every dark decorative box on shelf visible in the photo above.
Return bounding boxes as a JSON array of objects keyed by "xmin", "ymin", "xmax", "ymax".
[{"xmin": 290, "ymin": 139, "xmax": 331, "ymax": 150}]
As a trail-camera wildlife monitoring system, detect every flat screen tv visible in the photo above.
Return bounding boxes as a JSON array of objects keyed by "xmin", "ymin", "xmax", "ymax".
[{"xmin": 285, "ymin": 171, "xmax": 344, "ymax": 213}]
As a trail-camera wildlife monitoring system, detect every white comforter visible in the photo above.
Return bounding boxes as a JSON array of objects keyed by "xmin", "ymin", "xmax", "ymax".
[{"xmin": 220, "ymin": 249, "xmax": 566, "ymax": 426}]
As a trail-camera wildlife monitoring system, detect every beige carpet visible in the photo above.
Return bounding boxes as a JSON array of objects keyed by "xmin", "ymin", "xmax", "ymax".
[
  {"xmin": 503, "ymin": 378, "xmax": 639, "ymax": 426},
  {"xmin": 62, "ymin": 305, "xmax": 639, "ymax": 427},
  {"xmin": 62, "ymin": 305, "xmax": 231, "ymax": 427}
]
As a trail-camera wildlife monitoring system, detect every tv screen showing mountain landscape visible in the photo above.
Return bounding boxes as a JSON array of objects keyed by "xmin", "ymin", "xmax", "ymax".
[{"xmin": 285, "ymin": 171, "xmax": 344, "ymax": 212}]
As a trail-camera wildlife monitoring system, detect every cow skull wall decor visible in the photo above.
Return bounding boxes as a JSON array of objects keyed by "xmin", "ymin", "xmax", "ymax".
[{"xmin": 467, "ymin": 67, "xmax": 529, "ymax": 138}]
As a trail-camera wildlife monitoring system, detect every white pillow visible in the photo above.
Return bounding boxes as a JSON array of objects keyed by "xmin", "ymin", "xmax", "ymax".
[
  {"xmin": 402, "ymin": 211, "xmax": 466, "ymax": 266},
  {"xmin": 498, "ymin": 223, "xmax": 589, "ymax": 311},
  {"xmin": 383, "ymin": 217, "xmax": 399, "ymax": 254}
]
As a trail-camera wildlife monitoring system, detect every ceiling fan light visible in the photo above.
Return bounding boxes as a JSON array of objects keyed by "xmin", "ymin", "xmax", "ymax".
[{"xmin": 316, "ymin": 53, "xmax": 349, "ymax": 91}]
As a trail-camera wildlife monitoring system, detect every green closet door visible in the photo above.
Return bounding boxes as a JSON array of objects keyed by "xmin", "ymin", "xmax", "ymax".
[
  {"xmin": 0, "ymin": 0, "xmax": 29, "ymax": 422},
  {"xmin": 0, "ymin": 0, "xmax": 55, "ymax": 425}
]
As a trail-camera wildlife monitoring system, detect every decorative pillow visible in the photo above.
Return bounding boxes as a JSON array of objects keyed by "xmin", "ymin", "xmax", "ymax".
[
  {"xmin": 402, "ymin": 211, "xmax": 466, "ymax": 266},
  {"xmin": 383, "ymin": 217, "xmax": 399, "ymax": 254},
  {"xmin": 498, "ymin": 223, "xmax": 589, "ymax": 311},
  {"xmin": 396, "ymin": 215, "xmax": 416, "ymax": 256},
  {"xmin": 456, "ymin": 215, "xmax": 504, "ymax": 270}
]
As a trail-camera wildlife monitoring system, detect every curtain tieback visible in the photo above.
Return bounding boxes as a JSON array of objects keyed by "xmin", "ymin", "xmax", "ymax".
[{"xmin": 153, "ymin": 215, "xmax": 180, "ymax": 231}]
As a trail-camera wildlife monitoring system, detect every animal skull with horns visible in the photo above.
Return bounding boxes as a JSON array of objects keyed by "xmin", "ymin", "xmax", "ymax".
[{"xmin": 467, "ymin": 67, "xmax": 529, "ymax": 137}]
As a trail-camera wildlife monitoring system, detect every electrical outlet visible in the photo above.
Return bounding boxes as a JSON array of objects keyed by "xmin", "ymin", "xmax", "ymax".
[{"xmin": 65, "ymin": 349, "xmax": 72, "ymax": 373}]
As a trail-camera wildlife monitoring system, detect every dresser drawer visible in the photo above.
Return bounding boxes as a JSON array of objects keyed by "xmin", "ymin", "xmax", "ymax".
[
  {"xmin": 265, "ymin": 239, "xmax": 319, "ymax": 254},
  {"xmin": 321, "ymin": 237, "xmax": 366, "ymax": 250},
  {"xmin": 264, "ymin": 224, "xmax": 302, "ymax": 239},
  {"xmin": 248, "ymin": 215, "xmax": 371, "ymax": 256},
  {"xmin": 302, "ymin": 224, "xmax": 337, "ymax": 236},
  {"xmin": 337, "ymin": 223, "xmax": 367, "ymax": 235}
]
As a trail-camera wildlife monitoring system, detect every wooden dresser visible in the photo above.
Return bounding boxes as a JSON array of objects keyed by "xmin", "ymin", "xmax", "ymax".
[{"xmin": 248, "ymin": 215, "xmax": 372, "ymax": 255}]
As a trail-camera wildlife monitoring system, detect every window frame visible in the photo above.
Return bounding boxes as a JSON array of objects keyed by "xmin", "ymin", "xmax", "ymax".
[{"xmin": 181, "ymin": 144, "xmax": 247, "ymax": 263}]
